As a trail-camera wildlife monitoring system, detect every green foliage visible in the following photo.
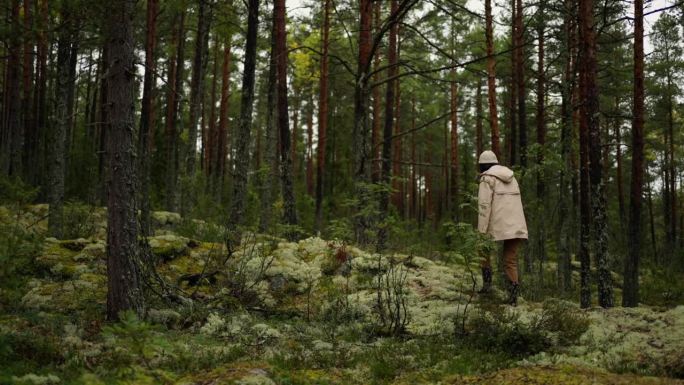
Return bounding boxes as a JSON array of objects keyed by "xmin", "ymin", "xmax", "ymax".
[
  {"xmin": 442, "ymin": 221, "xmax": 495, "ymax": 259},
  {"xmin": 175, "ymin": 218, "xmax": 227, "ymax": 243},
  {"xmin": 0, "ymin": 176, "xmax": 38, "ymax": 204},
  {"xmin": 62, "ymin": 202, "xmax": 99, "ymax": 239},
  {"xmin": 0, "ymin": 216, "xmax": 42, "ymax": 310},
  {"xmin": 466, "ymin": 305, "xmax": 551, "ymax": 357},
  {"xmin": 327, "ymin": 219, "xmax": 354, "ymax": 243},
  {"xmin": 640, "ymin": 269, "xmax": 684, "ymax": 307},
  {"xmin": 465, "ymin": 300, "xmax": 589, "ymax": 358},
  {"xmin": 536, "ymin": 299, "xmax": 590, "ymax": 345},
  {"xmin": 101, "ymin": 311, "xmax": 163, "ymax": 370},
  {"xmin": 365, "ymin": 340, "xmax": 412, "ymax": 382}
]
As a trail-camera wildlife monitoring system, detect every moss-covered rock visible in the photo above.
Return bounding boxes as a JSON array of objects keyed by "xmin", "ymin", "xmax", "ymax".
[
  {"xmin": 152, "ymin": 211, "xmax": 182, "ymax": 228},
  {"xmin": 148, "ymin": 234, "xmax": 193, "ymax": 261}
]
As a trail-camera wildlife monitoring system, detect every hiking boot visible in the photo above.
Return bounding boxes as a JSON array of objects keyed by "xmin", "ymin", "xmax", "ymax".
[
  {"xmin": 507, "ymin": 282, "xmax": 519, "ymax": 306},
  {"xmin": 478, "ymin": 267, "xmax": 493, "ymax": 294}
]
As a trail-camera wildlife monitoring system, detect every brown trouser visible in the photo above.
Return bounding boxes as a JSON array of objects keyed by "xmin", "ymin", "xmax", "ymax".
[{"xmin": 481, "ymin": 238, "xmax": 522, "ymax": 284}]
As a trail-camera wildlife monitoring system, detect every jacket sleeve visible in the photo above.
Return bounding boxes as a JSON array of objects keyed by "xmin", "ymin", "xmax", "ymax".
[{"xmin": 478, "ymin": 176, "xmax": 494, "ymax": 234}]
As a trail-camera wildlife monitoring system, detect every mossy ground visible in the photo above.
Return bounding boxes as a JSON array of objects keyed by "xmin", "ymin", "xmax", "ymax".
[{"xmin": 1, "ymin": 205, "xmax": 683, "ymax": 385}]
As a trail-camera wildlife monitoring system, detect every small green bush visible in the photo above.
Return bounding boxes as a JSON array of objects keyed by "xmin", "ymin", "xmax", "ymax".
[
  {"xmin": 465, "ymin": 305, "xmax": 549, "ymax": 357},
  {"xmin": 465, "ymin": 300, "xmax": 590, "ymax": 358},
  {"xmin": 0, "ymin": 331, "xmax": 63, "ymax": 369},
  {"xmin": 62, "ymin": 202, "xmax": 99, "ymax": 239},
  {"xmin": 0, "ymin": 176, "xmax": 38, "ymax": 204},
  {"xmin": 0, "ymin": 220, "xmax": 42, "ymax": 309},
  {"xmin": 536, "ymin": 299, "xmax": 590, "ymax": 345},
  {"xmin": 641, "ymin": 269, "xmax": 684, "ymax": 307}
]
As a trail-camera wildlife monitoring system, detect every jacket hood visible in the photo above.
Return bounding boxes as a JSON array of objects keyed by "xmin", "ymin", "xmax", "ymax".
[{"xmin": 482, "ymin": 165, "xmax": 514, "ymax": 183}]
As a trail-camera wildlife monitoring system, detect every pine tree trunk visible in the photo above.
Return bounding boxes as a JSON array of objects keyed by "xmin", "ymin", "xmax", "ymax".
[
  {"xmin": 306, "ymin": 95, "xmax": 314, "ymax": 197},
  {"xmin": 216, "ymin": 40, "xmax": 231, "ymax": 198},
  {"xmin": 228, "ymin": 0, "xmax": 259, "ymax": 243},
  {"xmin": 485, "ymin": 0, "xmax": 500, "ymax": 157},
  {"xmin": 48, "ymin": 4, "xmax": 74, "ymax": 239},
  {"xmin": 22, "ymin": 0, "xmax": 34, "ymax": 180},
  {"xmin": 377, "ymin": 0, "xmax": 398, "ymax": 252},
  {"xmin": 392, "ymin": 32, "xmax": 403, "ymax": 217},
  {"xmin": 475, "ymin": 80, "xmax": 484, "ymax": 156},
  {"xmin": 30, "ymin": 0, "xmax": 49, "ymax": 188},
  {"xmin": 579, "ymin": 0, "xmax": 613, "ymax": 308},
  {"xmin": 275, "ymin": 0, "xmax": 298, "ymax": 231},
  {"xmin": 105, "ymin": 0, "xmax": 144, "ymax": 320},
  {"xmin": 615, "ymin": 98, "xmax": 625, "ymax": 223},
  {"xmin": 97, "ymin": 45, "xmax": 110, "ymax": 205},
  {"xmin": 353, "ymin": 0, "xmax": 374, "ymax": 244},
  {"xmin": 667, "ymin": 75, "xmax": 677, "ymax": 250},
  {"xmin": 316, "ymin": 0, "xmax": 330, "ymax": 231},
  {"xmin": 64, "ymin": 42, "xmax": 79, "ymax": 159},
  {"xmin": 205, "ymin": 40, "xmax": 219, "ymax": 177},
  {"xmin": 3, "ymin": 0, "xmax": 23, "ymax": 176},
  {"xmin": 371, "ymin": 0, "xmax": 382, "ymax": 183},
  {"xmin": 623, "ymin": 0, "xmax": 644, "ymax": 307},
  {"xmin": 165, "ymin": 10, "xmax": 186, "ymax": 212},
  {"xmin": 578, "ymin": 5, "xmax": 591, "ymax": 308},
  {"xmin": 557, "ymin": 0, "xmax": 574, "ymax": 292},
  {"xmin": 449, "ymin": 70, "xmax": 459, "ymax": 221},
  {"xmin": 535, "ymin": 5, "xmax": 546, "ymax": 276},
  {"xmin": 515, "ymin": 0, "xmax": 527, "ymax": 167},
  {"xmin": 186, "ymin": 0, "xmax": 213, "ymax": 175},
  {"xmin": 139, "ymin": 0, "xmax": 158, "ymax": 237},
  {"xmin": 647, "ymin": 178, "xmax": 657, "ymax": 259},
  {"xmin": 509, "ymin": 3, "xmax": 518, "ymax": 168},
  {"xmin": 291, "ymin": 89, "xmax": 301, "ymax": 177},
  {"xmin": 259, "ymin": 16, "xmax": 278, "ymax": 233}
]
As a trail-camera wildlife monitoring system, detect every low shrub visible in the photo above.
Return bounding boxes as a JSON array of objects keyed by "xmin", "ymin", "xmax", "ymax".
[
  {"xmin": 464, "ymin": 300, "xmax": 589, "ymax": 358},
  {"xmin": 62, "ymin": 202, "xmax": 99, "ymax": 239}
]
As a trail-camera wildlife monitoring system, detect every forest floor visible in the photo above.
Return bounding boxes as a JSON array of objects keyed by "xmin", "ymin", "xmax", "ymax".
[{"xmin": 1, "ymin": 204, "xmax": 684, "ymax": 385}]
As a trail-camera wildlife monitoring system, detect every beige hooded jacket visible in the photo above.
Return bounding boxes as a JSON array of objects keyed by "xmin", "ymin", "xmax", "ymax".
[{"xmin": 477, "ymin": 165, "xmax": 528, "ymax": 241}]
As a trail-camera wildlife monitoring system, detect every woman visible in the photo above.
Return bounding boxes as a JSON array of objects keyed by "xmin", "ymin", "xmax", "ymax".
[{"xmin": 477, "ymin": 150, "xmax": 528, "ymax": 306}]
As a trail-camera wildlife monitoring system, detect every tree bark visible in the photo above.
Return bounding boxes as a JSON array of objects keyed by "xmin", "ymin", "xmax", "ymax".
[
  {"xmin": 316, "ymin": 0, "xmax": 331, "ymax": 231},
  {"xmin": 48, "ymin": 3, "xmax": 74, "ymax": 239},
  {"xmin": 535, "ymin": 2, "xmax": 546, "ymax": 275},
  {"xmin": 579, "ymin": 0, "xmax": 613, "ymax": 308},
  {"xmin": 352, "ymin": 0, "xmax": 374, "ymax": 244},
  {"xmin": 215, "ymin": 40, "xmax": 231, "ymax": 197},
  {"xmin": 558, "ymin": 0, "xmax": 574, "ymax": 292},
  {"xmin": 259, "ymin": 16, "xmax": 278, "ymax": 233},
  {"xmin": 30, "ymin": 0, "xmax": 49, "ymax": 188},
  {"xmin": 623, "ymin": 0, "xmax": 644, "ymax": 307},
  {"xmin": 515, "ymin": 0, "xmax": 527, "ymax": 167},
  {"xmin": 105, "ymin": 0, "xmax": 145, "ymax": 320},
  {"xmin": 228, "ymin": 0, "xmax": 259, "ymax": 243},
  {"xmin": 205, "ymin": 39, "xmax": 219, "ymax": 176},
  {"xmin": 306, "ymin": 94, "xmax": 314, "ymax": 197},
  {"xmin": 3, "ymin": 0, "xmax": 23, "ymax": 176},
  {"xmin": 97, "ymin": 45, "xmax": 110, "ymax": 205},
  {"xmin": 475, "ymin": 79, "xmax": 484, "ymax": 156},
  {"xmin": 377, "ymin": 0, "xmax": 399, "ymax": 251},
  {"xmin": 186, "ymin": 0, "xmax": 213, "ymax": 175},
  {"xmin": 22, "ymin": 0, "xmax": 34, "ymax": 180},
  {"xmin": 275, "ymin": 0, "xmax": 298, "ymax": 231},
  {"xmin": 165, "ymin": 10, "xmax": 186, "ymax": 212},
  {"xmin": 615, "ymin": 98, "xmax": 625, "ymax": 223},
  {"xmin": 449, "ymin": 70, "xmax": 459, "ymax": 221},
  {"xmin": 371, "ymin": 0, "xmax": 382, "ymax": 183},
  {"xmin": 392, "ymin": 29, "xmax": 403, "ymax": 217},
  {"xmin": 485, "ymin": 0, "xmax": 500, "ymax": 157},
  {"xmin": 139, "ymin": 0, "xmax": 159, "ymax": 237}
]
